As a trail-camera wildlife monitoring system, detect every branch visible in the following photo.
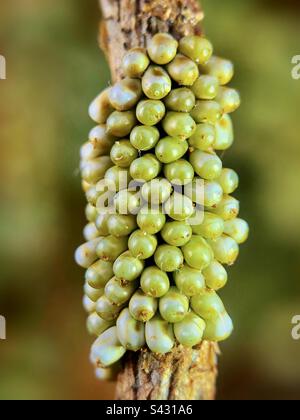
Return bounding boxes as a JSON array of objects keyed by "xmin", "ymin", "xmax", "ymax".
[
  {"xmin": 115, "ymin": 341, "xmax": 219, "ymax": 400},
  {"xmin": 97, "ymin": 0, "xmax": 219, "ymax": 400},
  {"xmin": 99, "ymin": 0, "xmax": 204, "ymax": 82}
]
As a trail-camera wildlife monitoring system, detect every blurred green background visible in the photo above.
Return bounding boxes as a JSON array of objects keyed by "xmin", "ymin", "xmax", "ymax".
[{"xmin": 0, "ymin": 0, "xmax": 299, "ymax": 400}]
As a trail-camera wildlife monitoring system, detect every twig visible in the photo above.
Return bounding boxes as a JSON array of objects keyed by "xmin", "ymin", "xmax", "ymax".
[{"xmin": 97, "ymin": 0, "xmax": 219, "ymax": 400}]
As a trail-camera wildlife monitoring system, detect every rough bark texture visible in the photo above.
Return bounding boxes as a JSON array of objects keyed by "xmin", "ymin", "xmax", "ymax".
[
  {"xmin": 115, "ymin": 341, "xmax": 219, "ymax": 400},
  {"xmin": 99, "ymin": 0, "xmax": 204, "ymax": 82},
  {"xmin": 98, "ymin": 0, "xmax": 219, "ymax": 400}
]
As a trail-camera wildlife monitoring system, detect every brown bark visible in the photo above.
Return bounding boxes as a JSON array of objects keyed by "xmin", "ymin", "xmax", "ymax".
[
  {"xmin": 97, "ymin": 0, "xmax": 219, "ymax": 400},
  {"xmin": 98, "ymin": 0, "xmax": 204, "ymax": 82},
  {"xmin": 115, "ymin": 341, "xmax": 219, "ymax": 400}
]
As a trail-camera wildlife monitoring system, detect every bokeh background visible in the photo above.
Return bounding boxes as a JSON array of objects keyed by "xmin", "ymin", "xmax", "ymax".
[{"xmin": 0, "ymin": 0, "xmax": 300, "ymax": 400}]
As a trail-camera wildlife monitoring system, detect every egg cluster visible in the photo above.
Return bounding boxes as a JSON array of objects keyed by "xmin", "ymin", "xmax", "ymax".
[{"xmin": 75, "ymin": 33, "xmax": 249, "ymax": 381}]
